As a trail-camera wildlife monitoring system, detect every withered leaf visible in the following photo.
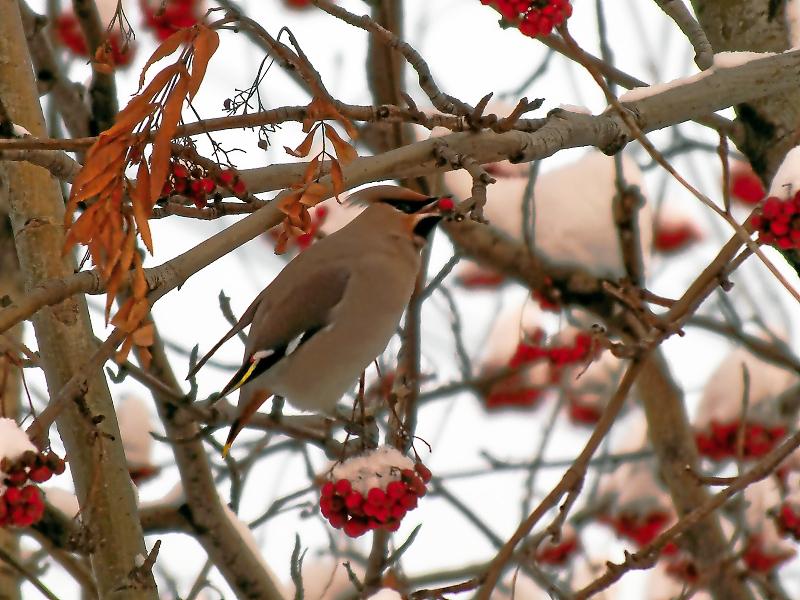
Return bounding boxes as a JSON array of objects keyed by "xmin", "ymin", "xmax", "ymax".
[
  {"xmin": 150, "ymin": 68, "xmax": 190, "ymax": 203},
  {"xmin": 139, "ymin": 28, "xmax": 193, "ymax": 91},
  {"xmin": 284, "ymin": 124, "xmax": 320, "ymax": 158},
  {"xmin": 188, "ymin": 25, "xmax": 220, "ymax": 101},
  {"xmin": 324, "ymin": 125, "xmax": 358, "ymax": 165}
]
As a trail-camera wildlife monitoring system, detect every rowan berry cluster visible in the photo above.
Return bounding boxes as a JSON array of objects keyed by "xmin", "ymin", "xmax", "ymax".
[
  {"xmin": 140, "ymin": 0, "xmax": 201, "ymax": 41},
  {"xmin": 320, "ymin": 450, "xmax": 430, "ymax": 538},
  {"xmin": 598, "ymin": 510, "xmax": 675, "ymax": 549},
  {"xmin": 508, "ymin": 330, "xmax": 592, "ymax": 371},
  {"xmin": 1, "ymin": 451, "xmax": 65, "ymax": 528},
  {"xmin": 730, "ymin": 161, "xmax": 766, "ymax": 206},
  {"xmin": 534, "ymin": 531, "xmax": 579, "ymax": 565},
  {"xmin": 566, "ymin": 397, "xmax": 602, "ymax": 425},
  {"xmin": 480, "ymin": 0, "xmax": 573, "ymax": 38},
  {"xmin": 774, "ymin": 501, "xmax": 800, "ymax": 541},
  {"xmin": 161, "ymin": 161, "xmax": 246, "ymax": 208},
  {"xmin": 54, "ymin": 14, "xmax": 132, "ymax": 66},
  {"xmin": 751, "ymin": 195, "xmax": 800, "ymax": 250},
  {"xmin": 742, "ymin": 534, "xmax": 795, "ymax": 572},
  {"xmin": 695, "ymin": 421, "xmax": 786, "ymax": 461},
  {"xmin": 653, "ymin": 222, "xmax": 699, "ymax": 253},
  {"xmin": 486, "ymin": 330, "xmax": 593, "ymax": 409}
]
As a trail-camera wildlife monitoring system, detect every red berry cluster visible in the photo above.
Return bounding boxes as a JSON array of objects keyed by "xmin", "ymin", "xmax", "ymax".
[
  {"xmin": 160, "ymin": 161, "xmax": 246, "ymax": 209},
  {"xmin": 54, "ymin": 14, "xmax": 133, "ymax": 67},
  {"xmin": 750, "ymin": 195, "xmax": 800, "ymax": 251},
  {"xmin": 532, "ymin": 288, "xmax": 560, "ymax": 312},
  {"xmin": 730, "ymin": 162, "xmax": 766, "ymax": 206},
  {"xmin": 486, "ymin": 330, "xmax": 593, "ymax": 410},
  {"xmin": 566, "ymin": 397, "xmax": 602, "ymax": 425},
  {"xmin": 485, "ymin": 386, "xmax": 542, "ymax": 409},
  {"xmin": 535, "ymin": 534, "xmax": 579, "ymax": 565},
  {"xmin": 456, "ymin": 271, "xmax": 506, "ymax": 289},
  {"xmin": 509, "ymin": 330, "xmax": 593, "ymax": 375},
  {"xmin": 695, "ymin": 421, "xmax": 786, "ymax": 461},
  {"xmin": 0, "ymin": 486, "xmax": 45, "ymax": 528},
  {"xmin": 773, "ymin": 501, "xmax": 800, "ymax": 541},
  {"xmin": 480, "ymin": 0, "xmax": 573, "ymax": 38},
  {"xmin": 140, "ymin": 0, "xmax": 201, "ymax": 41},
  {"xmin": 664, "ymin": 556, "xmax": 699, "ymax": 584},
  {"xmin": 653, "ymin": 223, "xmax": 699, "ymax": 253},
  {"xmin": 598, "ymin": 510, "xmax": 675, "ymax": 550},
  {"xmin": 1, "ymin": 451, "xmax": 65, "ymax": 528},
  {"xmin": 742, "ymin": 534, "xmax": 795, "ymax": 573},
  {"xmin": 320, "ymin": 463, "xmax": 430, "ymax": 538},
  {"xmin": 129, "ymin": 465, "xmax": 159, "ymax": 486}
]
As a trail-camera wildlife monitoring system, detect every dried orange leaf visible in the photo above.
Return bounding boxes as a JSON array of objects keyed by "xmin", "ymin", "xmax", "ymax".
[
  {"xmin": 112, "ymin": 297, "xmax": 134, "ymax": 328},
  {"xmin": 277, "ymin": 191, "xmax": 303, "ymax": 214},
  {"xmin": 188, "ymin": 25, "xmax": 220, "ymax": 101},
  {"xmin": 302, "ymin": 155, "xmax": 321, "ymax": 184},
  {"xmin": 132, "ymin": 253, "xmax": 148, "ymax": 300},
  {"xmin": 330, "ymin": 159, "xmax": 344, "ymax": 200},
  {"xmin": 149, "ymin": 69, "xmax": 190, "ymax": 202},
  {"xmin": 299, "ymin": 182, "xmax": 327, "ymax": 206},
  {"xmin": 131, "ymin": 323, "xmax": 155, "ymax": 347},
  {"xmin": 324, "ymin": 125, "xmax": 358, "ymax": 165},
  {"xmin": 137, "ymin": 347, "xmax": 153, "ymax": 370},
  {"xmin": 126, "ymin": 298, "xmax": 150, "ymax": 332},
  {"xmin": 104, "ymin": 102, "xmax": 157, "ymax": 138},
  {"xmin": 139, "ymin": 28, "xmax": 192, "ymax": 91},
  {"xmin": 115, "ymin": 335, "xmax": 136, "ymax": 365},
  {"xmin": 305, "ymin": 96, "xmax": 358, "ymax": 139},
  {"xmin": 284, "ymin": 124, "xmax": 319, "ymax": 158},
  {"xmin": 133, "ymin": 162, "xmax": 154, "ymax": 252}
]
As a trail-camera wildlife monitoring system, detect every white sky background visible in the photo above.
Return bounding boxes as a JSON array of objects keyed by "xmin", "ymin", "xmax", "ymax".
[{"xmin": 17, "ymin": 0, "xmax": 800, "ymax": 598}]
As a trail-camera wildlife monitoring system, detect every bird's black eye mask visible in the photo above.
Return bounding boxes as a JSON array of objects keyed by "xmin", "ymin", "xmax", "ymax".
[{"xmin": 382, "ymin": 197, "xmax": 439, "ymax": 214}]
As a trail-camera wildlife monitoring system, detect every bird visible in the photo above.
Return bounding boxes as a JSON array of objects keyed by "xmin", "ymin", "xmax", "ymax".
[{"xmin": 188, "ymin": 185, "xmax": 448, "ymax": 456}]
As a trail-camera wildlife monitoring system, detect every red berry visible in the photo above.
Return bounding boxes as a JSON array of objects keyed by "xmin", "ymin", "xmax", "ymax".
[
  {"xmin": 28, "ymin": 466, "xmax": 52, "ymax": 483},
  {"xmin": 386, "ymin": 481, "xmax": 406, "ymax": 500},
  {"xmin": 386, "ymin": 520, "xmax": 401, "ymax": 532},
  {"xmin": 320, "ymin": 497, "xmax": 334, "ymax": 517},
  {"xmin": 218, "ymin": 169, "xmax": 236, "ymax": 186},
  {"xmin": 345, "ymin": 491, "xmax": 363, "ymax": 511},
  {"xmin": 7, "ymin": 470, "xmax": 28, "ymax": 486},
  {"xmin": 200, "ymin": 177, "xmax": 216, "ymax": 194},
  {"xmin": 437, "ymin": 197, "xmax": 455, "ymax": 212},
  {"xmin": 321, "ymin": 482, "xmax": 334, "ymax": 497},
  {"xmin": 172, "ymin": 163, "xmax": 190, "ymax": 179},
  {"xmin": 391, "ymin": 505, "xmax": 407, "ymax": 520},
  {"xmin": 328, "ymin": 512, "xmax": 346, "ymax": 529},
  {"xmin": 343, "ymin": 518, "xmax": 368, "ymax": 538},
  {"xmin": 400, "ymin": 494, "xmax": 418, "ymax": 510},
  {"xmin": 415, "ymin": 463, "xmax": 432, "ymax": 483},
  {"xmin": 367, "ymin": 487, "xmax": 387, "ymax": 505},
  {"xmin": 4, "ymin": 488, "xmax": 22, "ymax": 505},
  {"xmin": 232, "ymin": 180, "xmax": 247, "ymax": 196},
  {"xmin": 334, "ymin": 479, "xmax": 351, "ymax": 496}
]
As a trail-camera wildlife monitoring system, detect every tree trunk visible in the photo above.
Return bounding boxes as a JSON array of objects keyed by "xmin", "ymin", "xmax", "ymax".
[{"xmin": 0, "ymin": 1, "xmax": 157, "ymax": 598}]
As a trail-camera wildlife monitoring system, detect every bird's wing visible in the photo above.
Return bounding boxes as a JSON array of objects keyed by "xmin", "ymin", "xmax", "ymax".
[
  {"xmin": 221, "ymin": 266, "xmax": 352, "ymax": 396},
  {"xmin": 195, "ymin": 265, "xmax": 351, "ymax": 391},
  {"xmin": 244, "ymin": 265, "xmax": 351, "ymax": 359}
]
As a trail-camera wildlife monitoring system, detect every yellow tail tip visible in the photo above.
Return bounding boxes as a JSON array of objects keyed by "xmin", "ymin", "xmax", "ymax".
[{"xmin": 222, "ymin": 443, "xmax": 232, "ymax": 458}]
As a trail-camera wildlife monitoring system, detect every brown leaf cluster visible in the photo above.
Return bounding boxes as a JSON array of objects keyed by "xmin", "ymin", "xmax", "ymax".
[
  {"xmin": 275, "ymin": 108, "xmax": 358, "ymax": 254},
  {"xmin": 64, "ymin": 23, "xmax": 220, "ymax": 366}
]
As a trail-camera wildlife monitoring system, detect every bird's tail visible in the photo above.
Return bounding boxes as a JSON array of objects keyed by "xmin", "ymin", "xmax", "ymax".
[{"xmin": 222, "ymin": 387, "xmax": 273, "ymax": 457}]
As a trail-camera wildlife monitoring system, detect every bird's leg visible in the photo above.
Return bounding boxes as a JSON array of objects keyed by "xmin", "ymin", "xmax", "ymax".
[{"xmin": 270, "ymin": 395, "xmax": 284, "ymax": 421}]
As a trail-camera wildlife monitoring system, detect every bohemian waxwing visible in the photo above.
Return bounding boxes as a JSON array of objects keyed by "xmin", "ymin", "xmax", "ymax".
[{"xmin": 189, "ymin": 185, "xmax": 447, "ymax": 455}]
